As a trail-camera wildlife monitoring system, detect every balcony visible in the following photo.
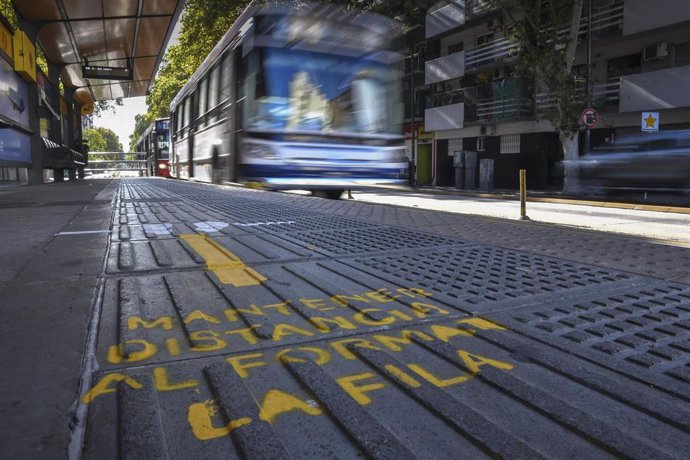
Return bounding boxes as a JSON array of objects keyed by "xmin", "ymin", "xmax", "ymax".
[
  {"xmin": 465, "ymin": 37, "xmax": 520, "ymax": 70},
  {"xmin": 426, "ymin": 1, "xmax": 464, "ymax": 39},
  {"xmin": 426, "ymin": 51, "xmax": 465, "ymax": 85},
  {"xmin": 472, "ymin": 96, "xmax": 532, "ymax": 122},
  {"xmin": 619, "ymin": 65, "xmax": 690, "ymax": 112},
  {"xmin": 425, "ymin": 103, "xmax": 464, "ymax": 131},
  {"xmin": 535, "ymin": 80, "xmax": 621, "ymax": 112}
]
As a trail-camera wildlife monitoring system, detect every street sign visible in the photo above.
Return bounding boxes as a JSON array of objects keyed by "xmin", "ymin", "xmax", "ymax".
[
  {"xmin": 641, "ymin": 112, "xmax": 659, "ymax": 132},
  {"xmin": 581, "ymin": 108, "xmax": 599, "ymax": 128}
]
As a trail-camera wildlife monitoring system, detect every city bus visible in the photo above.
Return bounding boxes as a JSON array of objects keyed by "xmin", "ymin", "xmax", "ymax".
[
  {"xmin": 134, "ymin": 118, "xmax": 171, "ymax": 177},
  {"xmin": 169, "ymin": 1, "xmax": 407, "ymax": 198}
]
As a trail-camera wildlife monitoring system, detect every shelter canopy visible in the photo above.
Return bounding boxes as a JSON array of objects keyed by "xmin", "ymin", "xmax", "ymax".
[{"xmin": 13, "ymin": 0, "xmax": 185, "ymax": 101}]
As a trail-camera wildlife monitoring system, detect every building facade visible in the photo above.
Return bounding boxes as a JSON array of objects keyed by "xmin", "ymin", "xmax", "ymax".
[{"xmin": 421, "ymin": 0, "xmax": 690, "ymax": 190}]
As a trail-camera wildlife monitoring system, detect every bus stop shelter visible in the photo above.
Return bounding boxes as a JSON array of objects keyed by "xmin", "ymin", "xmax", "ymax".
[{"xmin": 0, "ymin": 0, "xmax": 185, "ymax": 184}]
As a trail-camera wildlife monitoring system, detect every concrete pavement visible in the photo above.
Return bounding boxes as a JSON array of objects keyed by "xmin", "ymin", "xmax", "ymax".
[{"xmin": 1, "ymin": 178, "xmax": 689, "ymax": 459}]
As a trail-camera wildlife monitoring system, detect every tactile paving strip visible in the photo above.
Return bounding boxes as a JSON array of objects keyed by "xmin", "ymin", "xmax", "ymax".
[
  {"xmin": 342, "ymin": 245, "xmax": 635, "ymax": 311},
  {"xmin": 487, "ymin": 281, "xmax": 690, "ymax": 397},
  {"xmin": 83, "ymin": 315, "xmax": 690, "ymax": 459},
  {"xmin": 96, "ymin": 262, "xmax": 460, "ymax": 369},
  {"xmin": 277, "ymin": 226, "xmax": 471, "ymax": 257}
]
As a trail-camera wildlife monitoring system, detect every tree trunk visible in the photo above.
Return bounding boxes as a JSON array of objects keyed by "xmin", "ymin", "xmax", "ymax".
[{"xmin": 561, "ymin": 131, "xmax": 580, "ymax": 194}]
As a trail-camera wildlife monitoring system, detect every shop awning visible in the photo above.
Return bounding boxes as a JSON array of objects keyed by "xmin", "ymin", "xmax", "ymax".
[{"xmin": 12, "ymin": 0, "xmax": 185, "ymax": 101}]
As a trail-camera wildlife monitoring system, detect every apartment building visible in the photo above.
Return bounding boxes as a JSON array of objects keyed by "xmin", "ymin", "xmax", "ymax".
[{"xmin": 421, "ymin": 0, "xmax": 690, "ymax": 190}]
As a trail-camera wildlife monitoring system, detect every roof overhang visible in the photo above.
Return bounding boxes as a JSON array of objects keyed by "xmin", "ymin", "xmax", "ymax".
[{"xmin": 12, "ymin": 0, "xmax": 185, "ymax": 101}]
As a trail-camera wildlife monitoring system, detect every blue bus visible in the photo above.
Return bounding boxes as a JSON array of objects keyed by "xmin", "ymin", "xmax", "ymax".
[{"xmin": 169, "ymin": 1, "xmax": 407, "ymax": 198}]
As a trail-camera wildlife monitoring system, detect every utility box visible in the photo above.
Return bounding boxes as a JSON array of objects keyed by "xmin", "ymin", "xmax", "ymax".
[
  {"xmin": 464, "ymin": 150, "xmax": 477, "ymax": 189},
  {"xmin": 453, "ymin": 150, "xmax": 465, "ymax": 189},
  {"xmin": 479, "ymin": 159, "xmax": 494, "ymax": 191}
]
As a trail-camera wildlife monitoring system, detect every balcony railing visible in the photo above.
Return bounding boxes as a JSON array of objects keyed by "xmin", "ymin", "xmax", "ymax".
[
  {"xmin": 465, "ymin": 37, "xmax": 520, "ymax": 69},
  {"xmin": 426, "ymin": 89, "xmax": 465, "ymax": 109},
  {"xmin": 578, "ymin": 1, "xmax": 624, "ymax": 37},
  {"xmin": 549, "ymin": 1, "xmax": 624, "ymax": 42},
  {"xmin": 592, "ymin": 79, "xmax": 621, "ymax": 106},
  {"xmin": 425, "ymin": 102, "xmax": 464, "ymax": 131},
  {"xmin": 473, "ymin": 96, "xmax": 532, "ymax": 121},
  {"xmin": 535, "ymin": 79, "xmax": 621, "ymax": 112},
  {"xmin": 425, "ymin": 51, "xmax": 465, "ymax": 84}
]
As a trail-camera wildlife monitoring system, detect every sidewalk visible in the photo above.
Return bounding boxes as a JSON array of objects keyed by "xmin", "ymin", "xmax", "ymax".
[
  {"xmin": 377, "ymin": 184, "xmax": 690, "ymax": 214},
  {"xmin": 0, "ymin": 180, "xmax": 116, "ymax": 459}
]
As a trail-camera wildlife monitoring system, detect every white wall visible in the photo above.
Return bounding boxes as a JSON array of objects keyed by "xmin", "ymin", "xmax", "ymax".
[{"xmin": 623, "ymin": 0, "xmax": 690, "ymax": 35}]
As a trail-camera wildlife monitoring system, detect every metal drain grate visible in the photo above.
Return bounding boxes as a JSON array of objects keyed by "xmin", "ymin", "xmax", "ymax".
[
  {"xmin": 279, "ymin": 226, "xmax": 468, "ymax": 256},
  {"xmin": 347, "ymin": 245, "xmax": 633, "ymax": 309}
]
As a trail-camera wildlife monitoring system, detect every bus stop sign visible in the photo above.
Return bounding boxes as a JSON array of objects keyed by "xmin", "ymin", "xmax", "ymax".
[{"xmin": 581, "ymin": 108, "xmax": 599, "ymax": 128}]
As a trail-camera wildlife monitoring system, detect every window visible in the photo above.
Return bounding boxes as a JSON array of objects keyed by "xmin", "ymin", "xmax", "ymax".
[
  {"xmin": 500, "ymin": 134, "xmax": 520, "ymax": 154},
  {"xmin": 448, "ymin": 41, "xmax": 464, "ymax": 55},
  {"xmin": 607, "ymin": 53, "xmax": 641, "ymax": 80},
  {"xmin": 197, "ymin": 78, "xmax": 208, "ymax": 118},
  {"xmin": 220, "ymin": 53, "xmax": 233, "ymax": 102},
  {"xmin": 477, "ymin": 137, "xmax": 485, "ymax": 151},
  {"xmin": 675, "ymin": 41, "xmax": 690, "ymax": 67},
  {"xmin": 208, "ymin": 65, "xmax": 220, "ymax": 110},
  {"xmin": 476, "ymin": 32, "xmax": 494, "ymax": 47}
]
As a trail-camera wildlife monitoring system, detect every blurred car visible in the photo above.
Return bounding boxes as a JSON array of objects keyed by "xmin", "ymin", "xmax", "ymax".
[{"xmin": 575, "ymin": 130, "xmax": 690, "ymax": 193}]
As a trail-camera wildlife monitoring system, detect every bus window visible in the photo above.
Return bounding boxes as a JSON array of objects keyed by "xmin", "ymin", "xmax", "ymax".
[
  {"xmin": 208, "ymin": 65, "xmax": 220, "ymax": 120},
  {"xmin": 197, "ymin": 78, "xmax": 208, "ymax": 126},
  {"xmin": 220, "ymin": 52, "xmax": 233, "ymax": 103},
  {"xmin": 245, "ymin": 48, "xmax": 401, "ymax": 135}
]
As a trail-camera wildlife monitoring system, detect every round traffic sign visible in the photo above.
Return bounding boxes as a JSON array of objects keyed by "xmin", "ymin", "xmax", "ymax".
[{"xmin": 581, "ymin": 108, "xmax": 599, "ymax": 128}]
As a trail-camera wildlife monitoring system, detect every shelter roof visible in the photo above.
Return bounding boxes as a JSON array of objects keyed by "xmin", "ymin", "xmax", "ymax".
[{"xmin": 12, "ymin": 0, "xmax": 184, "ymax": 101}]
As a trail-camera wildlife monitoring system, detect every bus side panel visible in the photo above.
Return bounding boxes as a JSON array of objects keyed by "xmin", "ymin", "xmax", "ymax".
[
  {"xmin": 175, "ymin": 138, "xmax": 190, "ymax": 180},
  {"xmin": 191, "ymin": 122, "xmax": 226, "ymax": 183}
]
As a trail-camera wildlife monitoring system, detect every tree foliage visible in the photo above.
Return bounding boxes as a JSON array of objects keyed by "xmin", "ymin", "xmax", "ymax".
[
  {"xmin": 129, "ymin": 113, "xmax": 152, "ymax": 152},
  {"xmin": 146, "ymin": 0, "xmax": 249, "ymax": 119},
  {"xmin": 82, "ymin": 128, "xmax": 107, "ymax": 152},
  {"xmin": 93, "ymin": 98, "xmax": 125, "ymax": 117},
  {"xmin": 84, "ymin": 127, "xmax": 123, "ymax": 152}
]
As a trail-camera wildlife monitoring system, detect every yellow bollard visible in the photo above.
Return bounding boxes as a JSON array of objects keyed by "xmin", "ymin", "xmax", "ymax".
[{"xmin": 519, "ymin": 169, "xmax": 530, "ymax": 220}]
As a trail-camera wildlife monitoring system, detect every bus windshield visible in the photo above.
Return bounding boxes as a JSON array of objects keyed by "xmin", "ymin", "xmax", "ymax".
[{"xmin": 245, "ymin": 48, "xmax": 402, "ymax": 136}]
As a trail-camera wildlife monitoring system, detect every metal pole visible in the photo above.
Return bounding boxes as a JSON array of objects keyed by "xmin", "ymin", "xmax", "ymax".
[
  {"xmin": 519, "ymin": 169, "xmax": 530, "ymax": 220},
  {"xmin": 410, "ymin": 53, "xmax": 417, "ymax": 186},
  {"xmin": 584, "ymin": 0, "xmax": 592, "ymax": 155}
]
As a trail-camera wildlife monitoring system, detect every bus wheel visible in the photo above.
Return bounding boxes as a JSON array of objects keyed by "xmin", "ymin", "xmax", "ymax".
[{"xmin": 325, "ymin": 189, "xmax": 343, "ymax": 200}]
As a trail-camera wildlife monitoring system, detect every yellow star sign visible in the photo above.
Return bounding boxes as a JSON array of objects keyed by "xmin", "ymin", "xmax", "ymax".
[{"xmin": 641, "ymin": 111, "xmax": 659, "ymax": 131}]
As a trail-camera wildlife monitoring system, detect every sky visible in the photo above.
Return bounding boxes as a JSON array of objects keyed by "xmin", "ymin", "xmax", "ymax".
[{"xmin": 92, "ymin": 96, "xmax": 148, "ymax": 150}]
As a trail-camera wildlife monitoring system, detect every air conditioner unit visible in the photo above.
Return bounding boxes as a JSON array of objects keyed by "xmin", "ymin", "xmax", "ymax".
[{"xmin": 643, "ymin": 42, "xmax": 668, "ymax": 61}]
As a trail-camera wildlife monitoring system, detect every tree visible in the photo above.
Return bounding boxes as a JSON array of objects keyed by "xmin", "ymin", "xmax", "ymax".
[
  {"xmin": 85, "ymin": 127, "xmax": 123, "ymax": 152},
  {"xmin": 129, "ymin": 113, "xmax": 152, "ymax": 152},
  {"xmin": 93, "ymin": 99, "xmax": 125, "ymax": 117},
  {"xmin": 82, "ymin": 128, "xmax": 106, "ymax": 152},
  {"xmin": 489, "ymin": 0, "xmax": 585, "ymax": 193}
]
